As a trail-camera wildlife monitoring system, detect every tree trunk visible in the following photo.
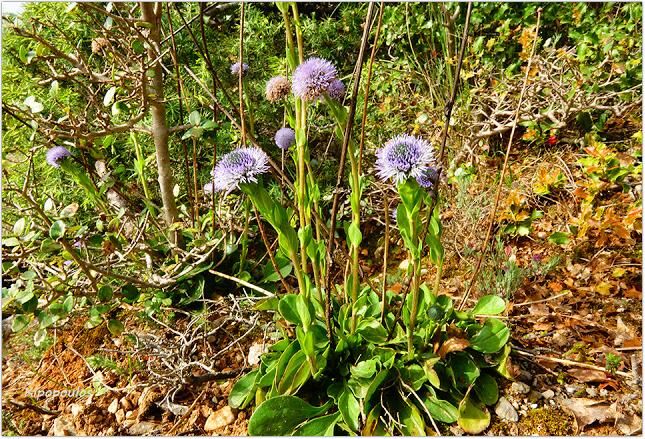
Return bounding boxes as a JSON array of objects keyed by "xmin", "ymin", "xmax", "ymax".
[{"xmin": 140, "ymin": 2, "xmax": 182, "ymax": 247}]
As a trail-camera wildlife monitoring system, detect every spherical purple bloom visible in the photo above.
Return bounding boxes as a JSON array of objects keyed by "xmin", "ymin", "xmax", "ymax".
[
  {"xmin": 292, "ymin": 57, "xmax": 338, "ymax": 101},
  {"xmin": 416, "ymin": 167, "xmax": 439, "ymax": 189},
  {"xmin": 376, "ymin": 135, "xmax": 435, "ymax": 184},
  {"xmin": 275, "ymin": 127, "xmax": 296, "ymax": 150},
  {"xmin": 231, "ymin": 62, "xmax": 249, "ymax": 76},
  {"xmin": 211, "ymin": 147, "xmax": 270, "ymax": 194},
  {"xmin": 265, "ymin": 75, "xmax": 291, "ymax": 102},
  {"xmin": 46, "ymin": 146, "xmax": 71, "ymax": 168},
  {"xmin": 327, "ymin": 79, "xmax": 345, "ymax": 101}
]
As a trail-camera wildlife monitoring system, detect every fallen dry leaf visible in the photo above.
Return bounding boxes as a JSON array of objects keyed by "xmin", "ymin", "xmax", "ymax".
[
  {"xmin": 616, "ymin": 413, "xmax": 642, "ymax": 436},
  {"xmin": 437, "ymin": 338, "xmax": 470, "ymax": 358},
  {"xmin": 560, "ymin": 398, "xmax": 617, "ymax": 431},
  {"xmin": 567, "ymin": 367, "xmax": 608, "ymax": 383}
]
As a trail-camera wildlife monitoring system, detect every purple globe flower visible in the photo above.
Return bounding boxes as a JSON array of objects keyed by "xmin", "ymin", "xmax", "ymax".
[
  {"xmin": 292, "ymin": 57, "xmax": 338, "ymax": 101},
  {"xmin": 327, "ymin": 79, "xmax": 345, "ymax": 101},
  {"xmin": 211, "ymin": 147, "xmax": 270, "ymax": 194},
  {"xmin": 266, "ymin": 75, "xmax": 291, "ymax": 102},
  {"xmin": 275, "ymin": 127, "xmax": 296, "ymax": 150},
  {"xmin": 416, "ymin": 167, "xmax": 439, "ymax": 189},
  {"xmin": 46, "ymin": 146, "xmax": 71, "ymax": 168},
  {"xmin": 231, "ymin": 62, "xmax": 249, "ymax": 76},
  {"xmin": 376, "ymin": 135, "xmax": 435, "ymax": 184}
]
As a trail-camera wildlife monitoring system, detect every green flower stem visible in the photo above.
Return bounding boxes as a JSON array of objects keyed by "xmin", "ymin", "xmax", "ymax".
[
  {"xmin": 238, "ymin": 198, "xmax": 251, "ymax": 275},
  {"xmin": 60, "ymin": 161, "xmax": 109, "ymax": 215},
  {"xmin": 348, "ymin": 146, "xmax": 361, "ymax": 333},
  {"xmin": 407, "ymin": 221, "xmax": 421, "ymax": 359},
  {"xmin": 290, "ymin": 2, "xmax": 304, "ymax": 63}
]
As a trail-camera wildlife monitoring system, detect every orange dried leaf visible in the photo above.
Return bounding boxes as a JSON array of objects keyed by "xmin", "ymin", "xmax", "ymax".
[{"xmin": 438, "ymin": 338, "xmax": 470, "ymax": 359}]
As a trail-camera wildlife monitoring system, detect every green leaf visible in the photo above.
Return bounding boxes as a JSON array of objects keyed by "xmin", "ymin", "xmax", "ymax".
[
  {"xmin": 293, "ymin": 412, "xmax": 340, "ymax": 436},
  {"xmin": 103, "ymin": 86, "xmax": 117, "ymax": 106},
  {"xmin": 450, "ymin": 352, "xmax": 480, "ymax": 389},
  {"xmin": 11, "ymin": 314, "xmax": 31, "ymax": 333},
  {"xmin": 49, "ymin": 220, "xmax": 66, "ymax": 240},
  {"xmin": 62, "ymin": 296, "xmax": 74, "ymax": 314},
  {"xmin": 423, "ymin": 395, "xmax": 459, "ymax": 423},
  {"xmin": 277, "ymin": 350, "xmax": 310, "ymax": 395},
  {"xmin": 474, "ymin": 373, "xmax": 499, "ymax": 406},
  {"xmin": 189, "ymin": 110, "xmax": 201, "ymax": 125},
  {"xmin": 548, "ymin": 231, "xmax": 570, "ymax": 245},
  {"xmin": 351, "ymin": 359, "xmax": 377, "ymax": 379},
  {"xmin": 471, "ymin": 295, "xmax": 506, "ymax": 315},
  {"xmin": 347, "ymin": 221, "xmax": 362, "ymax": 247},
  {"xmin": 247, "ymin": 396, "xmax": 330, "ymax": 436},
  {"xmin": 458, "ymin": 396, "xmax": 490, "ymax": 434},
  {"xmin": 107, "ymin": 319, "xmax": 124, "ymax": 336},
  {"xmin": 338, "ymin": 389, "xmax": 360, "ymax": 432},
  {"xmin": 229, "ymin": 370, "xmax": 259, "ymax": 409},
  {"xmin": 470, "ymin": 318, "xmax": 510, "ymax": 353},
  {"xmin": 394, "ymin": 398, "xmax": 426, "ymax": 436},
  {"xmin": 98, "ymin": 285, "xmax": 113, "ymax": 302},
  {"xmin": 13, "ymin": 218, "xmax": 26, "ymax": 236},
  {"xmin": 121, "ymin": 284, "xmax": 140, "ymax": 303},
  {"xmin": 356, "ymin": 318, "xmax": 387, "ymax": 344},
  {"xmin": 278, "ymin": 294, "xmax": 301, "ymax": 325}
]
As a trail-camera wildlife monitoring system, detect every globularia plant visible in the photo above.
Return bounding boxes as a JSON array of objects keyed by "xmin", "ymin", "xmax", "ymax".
[{"xmin": 205, "ymin": 3, "xmax": 512, "ymax": 436}]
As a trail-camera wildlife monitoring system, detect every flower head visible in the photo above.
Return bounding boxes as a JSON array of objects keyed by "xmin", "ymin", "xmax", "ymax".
[
  {"xmin": 376, "ymin": 135, "xmax": 435, "ymax": 184},
  {"xmin": 265, "ymin": 75, "xmax": 291, "ymax": 102},
  {"xmin": 415, "ymin": 167, "xmax": 439, "ymax": 189},
  {"xmin": 327, "ymin": 79, "xmax": 345, "ymax": 101},
  {"xmin": 275, "ymin": 127, "xmax": 296, "ymax": 150},
  {"xmin": 211, "ymin": 147, "xmax": 270, "ymax": 193},
  {"xmin": 46, "ymin": 146, "xmax": 71, "ymax": 168},
  {"xmin": 292, "ymin": 57, "xmax": 338, "ymax": 101},
  {"xmin": 231, "ymin": 62, "xmax": 249, "ymax": 76}
]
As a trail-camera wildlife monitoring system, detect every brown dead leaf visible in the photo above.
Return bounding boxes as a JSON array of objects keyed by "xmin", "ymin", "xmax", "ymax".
[
  {"xmin": 533, "ymin": 322, "xmax": 553, "ymax": 331},
  {"xmin": 390, "ymin": 283, "xmax": 402, "ymax": 294},
  {"xmin": 624, "ymin": 287, "xmax": 641, "ymax": 299},
  {"xmin": 560, "ymin": 398, "xmax": 617, "ymax": 431},
  {"xmin": 437, "ymin": 338, "xmax": 470, "ymax": 358},
  {"xmin": 616, "ymin": 413, "xmax": 642, "ymax": 436},
  {"xmin": 567, "ymin": 367, "xmax": 608, "ymax": 383},
  {"xmin": 624, "ymin": 337, "xmax": 642, "ymax": 348},
  {"xmin": 548, "ymin": 281, "xmax": 563, "ymax": 292}
]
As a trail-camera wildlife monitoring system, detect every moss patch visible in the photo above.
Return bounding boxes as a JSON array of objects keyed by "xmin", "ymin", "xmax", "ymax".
[{"xmin": 518, "ymin": 407, "xmax": 576, "ymax": 436}]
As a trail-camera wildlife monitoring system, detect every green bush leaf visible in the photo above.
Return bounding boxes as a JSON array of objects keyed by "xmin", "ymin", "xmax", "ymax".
[
  {"xmin": 338, "ymin": 388, "xmax": 360, "ymax": 432},
  {"xmin": 423, "ymin": 395, "xmax": 459, "ymax": 423},
  {"xmin": 98, "ymin": 285, "xmax": 113, "ymax": 302},
  {"xmin": 49, "ymin": 220, "xmax": 66, "ymax": 240},
  {"xmin": 247, "ymin": 396, "xmax": 330, "ymax": 436},
  {"xmin": 471, "ymin": 295, "xmax": 506, "ymax": 315},
  {"xmin": 548, "ymin": 231, "xmax": 570, "ymax": 245},
  {"xmin": 11, "ymin": 314, "xmax": 31, "ymax": 333},
  {"xmin": 474, "ymin": 373, "xmax": 499, "ymax": 406},
  {"xmin": 470, "ymin": 318, "xmax": 510, "ymax": 353},
  {"xmin": 293, "ymin": 412, "xmax": 341, "ymax": 436},
  {"xmin": 450, "ymin": 352, "xmax": 480, "ymax": 389},
  {"xmin": 458, "ymin": 396, "xmax": 490, "ymax": 434},
  {"xmin": 229, "ymin": 370, "xmax": 259, "ymax": 409},
  {"xmin": 278, "ymin": 294, "xmax": 301, "ymax": 325},
  {"xmin": 107, "ymin": 319, "xmax": 124, "ymax": 335}
]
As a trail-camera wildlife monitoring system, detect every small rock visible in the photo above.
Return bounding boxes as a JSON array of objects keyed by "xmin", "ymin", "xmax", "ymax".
[
  {"xmin": 552, "ymin": 331, "xmax": 569, "ymax": 347},
  {"xmin": 399, "ymin": 259, "xmax": 410, "ymax": 270},
  {"xmin": 519, "ymin": 369, "xmax": 532, "ymax": 381},
  {"xmin": 510, "ymin": 381, "xmax": 531, "ymax": 395},
  {"xmin": 586, "ymin": 387, "xmax": 598, "ymax": 398},
  {"xmin": 128, "ymin": 421, "xmax": 159, "ymax": 436},
  {"xmin": 69, "ymin": 403, "xmax": 83, "ymax": 418},
  {"xmin": 115, "ymin": 409, "xmax": 125, "ymax": 424},
  {"xmin": 106, "ymin": 427, "xmax": 115, "ymax": 435},
  {"xmin": 204, "ymin": 406, "xmax": 236, "ymax": 432},
  {"xmin": 126, "ymin": 410, "xmax": 135, "ymax": 419},
  {"xmin": 120, "ymin": 397, "xmax": 133, "ymax": 412},
  {"xmin": 529, "ymin": 403, "xmax": 538, "ymax": 409},
  {"xmin": 49, "ymin": 416, "xmax": 76, "ymax": 436},
  {"xmin": 107, "ymin": 398, "xmax": 119, "ymax": 414},
  {"xmin": 247, "ymin": 343, "xmax": 266, "ymax": 366},
  {"xmin": 495, "ymin": 397, "xmax": 519, "ymax": 422},
  {"xmin": 542, "ymin": 390, "xmax": 555, "ymax": 400}
]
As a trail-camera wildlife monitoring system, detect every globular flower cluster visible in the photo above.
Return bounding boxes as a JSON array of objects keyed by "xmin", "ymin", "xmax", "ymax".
[
  {"xmin": 275, "ymin": 127, "xmax": 296, "ymax": 150},
  {"xmin": 292, "ymin": 57, "xmax": 338, "ymax": 101},
  {"xmin": 231, "ymin": 62, "xmax": 249, "ymax": 77},
  {"xmin": 265, "ymin": 76, "xmax": 291, "ymax": 102},
  {"xmin": 375, "ymin": 134, "xmax": 435, "ymax": 184},
  {"xmin": 46, "ymin": 146, "xmax": 71, "ymax": 168},
  {"xmin": 327, "ymin": 79, "xmax": 345, "ymax": 101},
  {"xmin": 208, "ymin": 147, "xmax": 269, "ymax": 194},
  {"xmin": 415, "ymin": 166, "xmax": 439, "ymax": 189}
]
